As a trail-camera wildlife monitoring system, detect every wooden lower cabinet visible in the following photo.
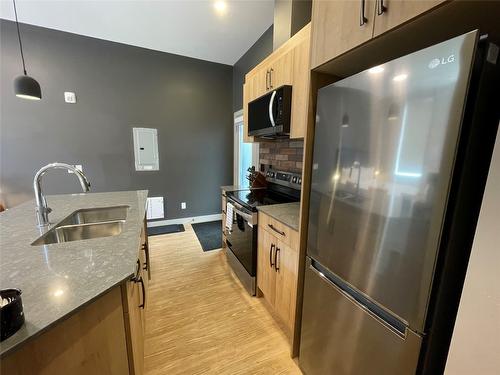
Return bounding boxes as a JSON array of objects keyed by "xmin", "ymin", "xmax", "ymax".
[
  {"xmin": 2, "ymin": 221, "xmax": 150, "ymax": 374},
  {"xmin": 257, "ymin": 228, "xmax": 277, "ymax": 305},
  {"xmin": 274, "ymin": 240, "xmax": 298, "ymax": 331},
  {"xmin": 122, "ymin": 277, "xmax": 145, "ymax": 375},
  {"xmin": 1, "ymin": 287, "xmax": 129, "ymax": 375},
  {"xmin": 257, "ymin": 212, "xmax": 300, "ymax": 337}
]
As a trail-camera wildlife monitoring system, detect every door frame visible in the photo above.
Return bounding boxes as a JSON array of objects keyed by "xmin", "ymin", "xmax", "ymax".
[{"xmin": 234, "ymin": 109, "xmax": 259, "ymax": 186}]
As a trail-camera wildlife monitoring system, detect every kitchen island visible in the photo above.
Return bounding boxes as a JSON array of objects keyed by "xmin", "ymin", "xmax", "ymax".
[{"xmin": 0, "ymin": 190, "xmax": 149, "ymax": 374}]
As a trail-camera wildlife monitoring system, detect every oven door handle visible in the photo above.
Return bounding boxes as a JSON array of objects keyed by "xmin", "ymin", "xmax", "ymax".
[{"xmin": 232, "ymin": 206, "xmax": 254, "ymax": 224}]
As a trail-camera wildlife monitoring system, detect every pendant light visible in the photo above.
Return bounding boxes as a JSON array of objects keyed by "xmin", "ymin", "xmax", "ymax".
[{"xmin": 12, "ymin": 0, "xmax": 41, "ymax": 100}]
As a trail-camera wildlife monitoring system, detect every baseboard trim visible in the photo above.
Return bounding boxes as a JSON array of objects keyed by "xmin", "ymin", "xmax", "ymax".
[{"xmin": 147, "ymin": 213, "xmax": 222, "ymax": 227}]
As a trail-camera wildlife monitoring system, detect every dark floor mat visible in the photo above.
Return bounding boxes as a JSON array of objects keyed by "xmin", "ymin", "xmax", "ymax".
[
  {"xmin": 192, "ymin": 220, "xmax": 222, "ymax": 251},
  {"xmin": 147, "ymin": 224, "xmax": 185, "ymax": 236}
]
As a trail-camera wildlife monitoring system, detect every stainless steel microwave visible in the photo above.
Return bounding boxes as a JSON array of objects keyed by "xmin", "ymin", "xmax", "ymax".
[{"xmin": 248, "ymin": 85, "xmax": 292, "ymax": 138}]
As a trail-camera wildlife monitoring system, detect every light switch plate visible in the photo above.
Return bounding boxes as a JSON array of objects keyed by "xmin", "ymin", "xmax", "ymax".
[{"xmin": 64, "ymin": 92, "xmax": 77, "ymax": 103}]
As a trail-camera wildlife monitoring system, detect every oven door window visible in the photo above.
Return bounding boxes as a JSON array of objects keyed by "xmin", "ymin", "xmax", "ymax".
[{"xmin": 226, "ymin": 210, "xmax": 256, "ymax": 276}]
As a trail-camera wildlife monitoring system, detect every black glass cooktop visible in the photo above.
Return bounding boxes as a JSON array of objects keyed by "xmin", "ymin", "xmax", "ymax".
[{"xmin": 227, "ymin": 185, "xmax": 300, "ymax": 211}]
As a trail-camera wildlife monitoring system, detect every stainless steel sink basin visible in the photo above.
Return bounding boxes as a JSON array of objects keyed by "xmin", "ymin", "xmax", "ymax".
[
  {"xmin": 32, "ymin": 221, "xmax": 124, "ymax": 245},
  {"xmin": 31, "ymin": 205, "xmax": 129, "ymax": 246},
  {"xmin": 57, "ymin": 205, "xmax": 129, "ymax": 226}
]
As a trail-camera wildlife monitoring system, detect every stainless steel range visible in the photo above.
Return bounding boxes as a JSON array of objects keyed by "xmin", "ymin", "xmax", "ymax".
[{"xmin": 224, "ymin": 169, "xmax": 301, "ymax": 295}]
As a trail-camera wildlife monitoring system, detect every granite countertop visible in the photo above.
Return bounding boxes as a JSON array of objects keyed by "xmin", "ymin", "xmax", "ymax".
[
  {"xmin": 257, "ymin": 202, "xmax": 300, "ymax": 231},
  {"xmin": 0, "ymin": 190, "xmax": 148, "ymax": 358}
]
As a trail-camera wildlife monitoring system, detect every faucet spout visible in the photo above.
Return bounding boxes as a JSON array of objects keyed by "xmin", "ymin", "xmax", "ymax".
[{"xmin": 33, "ymin": 163, "xmax": 91, "ymax": 227}]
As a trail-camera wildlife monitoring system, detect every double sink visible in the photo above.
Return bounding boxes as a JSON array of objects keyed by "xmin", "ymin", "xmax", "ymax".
[{"xmin": 31, "ymin": 205, "xmax": 129, "ymax": 246}]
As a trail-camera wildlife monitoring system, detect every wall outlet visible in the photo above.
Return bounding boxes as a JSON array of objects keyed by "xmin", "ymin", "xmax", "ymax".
[
  {"xmin": 64, "ymin": 92, "xmax": 77, "ymax": 103},
  {"xmin": 68, "ymin": 165, "xmax": 83, "ymax": 173},
  {"xmin": 181, "ymin": 202, "xmax": 186, "ymax": 210}
]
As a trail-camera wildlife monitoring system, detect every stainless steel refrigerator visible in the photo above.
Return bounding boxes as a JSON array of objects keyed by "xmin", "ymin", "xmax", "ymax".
[{"xmin": 299, "ymin": 30, "xmax": 499, "ymax": 375}]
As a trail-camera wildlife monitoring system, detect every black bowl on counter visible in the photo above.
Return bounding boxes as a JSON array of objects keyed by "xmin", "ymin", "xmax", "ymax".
[{"xmin": 1, "ymin": 289, "xmax": 25, "ymax": 341}]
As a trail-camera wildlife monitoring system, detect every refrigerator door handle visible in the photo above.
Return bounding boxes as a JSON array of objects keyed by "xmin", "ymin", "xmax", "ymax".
[{"xmin": 309, "ymin": 259, "xmax": 409, "ymax": 337}]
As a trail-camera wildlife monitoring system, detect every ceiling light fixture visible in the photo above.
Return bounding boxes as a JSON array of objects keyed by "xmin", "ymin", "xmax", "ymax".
[
  {"xmin": 393, "ymin": 73, "xmax": 408, "ymax": 82},
  {"xmin": 368, "ymin": 66, "xmax": 384, "ymax": 74},
  {"xmin": 214, "ymin": 1, "xmax": 227, "ymax": 13},
  {"xmin": 12, "ymin": 0, "xmax": 41, "ymax": 100}
]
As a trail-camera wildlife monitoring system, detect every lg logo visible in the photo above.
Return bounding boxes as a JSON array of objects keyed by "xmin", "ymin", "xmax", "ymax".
[{"xmin": 428, "ymin": 54, "xmax": 455, "ymax": 69}]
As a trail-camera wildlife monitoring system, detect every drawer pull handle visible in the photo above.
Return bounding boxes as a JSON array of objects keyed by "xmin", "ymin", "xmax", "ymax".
[
  {"xmin": 359, "ymin": 0, "xmax": 368, "ymax": 26},
  {"xmin": 376, "ymin": 0, "xmax": 387, "ymax": 15},
  {"xmin": 268, "ymin": 223, "xmax": 286, "ymax": 236}
]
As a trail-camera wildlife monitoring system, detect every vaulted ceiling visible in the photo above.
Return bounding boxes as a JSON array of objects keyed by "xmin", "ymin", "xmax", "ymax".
[{"xmin": 0, "ymin": 0, "xmax": 274, "ymax": 65}]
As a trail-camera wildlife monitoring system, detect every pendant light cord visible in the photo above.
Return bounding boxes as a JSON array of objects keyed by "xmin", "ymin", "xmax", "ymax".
[{"xmin": 13, "ymin": 0, "xmax": 27, "ymax": 75}]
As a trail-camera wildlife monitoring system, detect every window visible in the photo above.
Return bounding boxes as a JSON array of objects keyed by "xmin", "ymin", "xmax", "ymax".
[{"xmin": 234, "ymin": 110, "xmax": 259, "ymax": 187}]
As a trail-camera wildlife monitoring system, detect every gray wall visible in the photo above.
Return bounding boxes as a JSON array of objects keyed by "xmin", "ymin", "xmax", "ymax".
[
  {"xmin": 0, "ymin": 20, "xmax": 233, "ymax": 220},
  {"xmin": 232, "ymin": 25, "xmax": 273, "ymax": 112}
]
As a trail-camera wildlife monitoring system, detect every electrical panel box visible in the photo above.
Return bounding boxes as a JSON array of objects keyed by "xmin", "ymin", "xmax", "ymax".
[
  {"xmin": 146, "ymin": 197, "xmax": 164, "ymax": 220},
  {"xmin": 133, "ymin": 127, "xmax": 159, "ymax": 171}
]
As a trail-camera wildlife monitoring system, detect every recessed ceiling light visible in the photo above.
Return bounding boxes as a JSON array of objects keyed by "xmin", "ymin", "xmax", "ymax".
[
  {"xmin": 393, "ymin": 74, "xmax": 408, "ymax": 82},
  {"xmin": 368, "ymin": 66, "xmax": 384, "ymax": 74},
  {"xmin": 214, "ymin": 1, "xmax": 227, "ymax": 13}
]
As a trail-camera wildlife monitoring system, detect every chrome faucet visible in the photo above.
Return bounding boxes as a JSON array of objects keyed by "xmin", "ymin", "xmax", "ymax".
[{"xmin": 33, "ymin": 163, "xmax": 91, "ymax": 227}]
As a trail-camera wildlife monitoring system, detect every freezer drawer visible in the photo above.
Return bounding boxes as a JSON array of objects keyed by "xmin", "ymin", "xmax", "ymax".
[{"xmin": 299, "ymin": 257, "xmax": 422, "ymax": 375}]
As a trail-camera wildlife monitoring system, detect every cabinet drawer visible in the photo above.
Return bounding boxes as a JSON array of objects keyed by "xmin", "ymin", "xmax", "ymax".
[{"xmin": 259, "ymin": 212, "xmax": 298, "ymax": 249}]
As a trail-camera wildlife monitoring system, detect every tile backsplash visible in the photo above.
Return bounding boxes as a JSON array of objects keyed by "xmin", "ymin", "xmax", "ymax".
[{"xmin": 259, "ymin": 139, "xmax": 304, "ymax": 174}]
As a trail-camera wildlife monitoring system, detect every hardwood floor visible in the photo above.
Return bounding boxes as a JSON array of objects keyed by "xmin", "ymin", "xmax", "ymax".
[{"xmin": 144, "ymin": 224, "xmax": 302, "ymax": 375}]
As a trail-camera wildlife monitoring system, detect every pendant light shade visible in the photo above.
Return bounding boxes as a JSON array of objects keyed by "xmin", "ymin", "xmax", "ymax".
[
  {"xmin": 12, "ymin": 0, "xmax": 42, "ymax": 101},
  {"xmin": 14, "ymin": 74, "xmax": 41, "ymax": 100}
]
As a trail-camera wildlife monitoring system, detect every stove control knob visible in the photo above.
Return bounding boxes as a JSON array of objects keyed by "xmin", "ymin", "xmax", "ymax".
[{"xmin": 298, "ymin": 178, "xmax": 302, "ymax": 184}]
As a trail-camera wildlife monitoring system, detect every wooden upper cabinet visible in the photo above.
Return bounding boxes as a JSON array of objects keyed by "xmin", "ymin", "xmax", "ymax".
[
  {"xmin": 243, "ymin": 24, "xmax": 311, "ymax": 142},
  {"xmin": 269, "ymin": 49, "xmax": 294, "ymax": 90},
  {"xmin": 372, "ymin": 0, "xmax": 446, "ymax": 37},
  {"xmin": 311, "ymin": 0, "xmax": 376, "ymax": 69},
  {"xmin": 310, "ymin": 0, "xmax": 449, "ymax": 68},
  {"xmin": 290, "ymin": 27, "xmax": 311, "ymax": 139}
]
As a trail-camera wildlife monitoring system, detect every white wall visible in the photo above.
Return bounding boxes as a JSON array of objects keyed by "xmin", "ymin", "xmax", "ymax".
[{"xmin": 445, "ymin": 125, "xmax": 500, "ymax": 374}]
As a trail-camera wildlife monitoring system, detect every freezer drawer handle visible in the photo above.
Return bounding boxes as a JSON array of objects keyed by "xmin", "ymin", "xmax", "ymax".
[
  {"xmin": 268, "ymin": 224, "xmax": 285, "ymax": 236},
  {"xmin": 309, "ymin": 259, "xmax": 408, "ymax": 337}
]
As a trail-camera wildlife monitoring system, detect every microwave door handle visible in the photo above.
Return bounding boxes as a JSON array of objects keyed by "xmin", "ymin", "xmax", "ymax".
[{"xmin": 268, "ymin": 90, "xmax": 277, "ymax": 127}]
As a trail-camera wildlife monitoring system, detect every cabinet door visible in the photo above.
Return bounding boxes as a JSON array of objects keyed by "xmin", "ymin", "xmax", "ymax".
[
  {"xmin": 274, "ymin": 240, "xmax": 299, "ymax": 332},
  {"xmin": 311, "ymin": 0, "xmax": 376, "ymax": 69},
  {"xmin": 373, "ymin": 0, "xmax": 446, "ymax": 37},
  {"xmin": 290, "ymin": 28, "xmax": 310, "ymax": 139},
  {"xmin": 269, "ymin": 49, "xmax": 294, "ymax": 90},
  {"xmin": 257, "ymin": 229, "xmax": 276, "ymax": 306},
  {"xmin": 124, "ymin": 279, "xmax": 144, "ymax": 375}
]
